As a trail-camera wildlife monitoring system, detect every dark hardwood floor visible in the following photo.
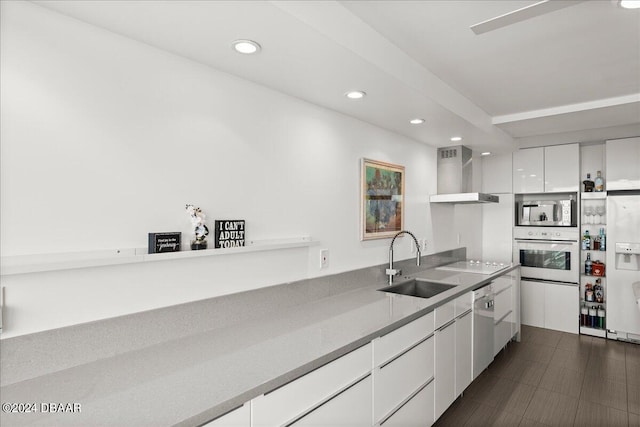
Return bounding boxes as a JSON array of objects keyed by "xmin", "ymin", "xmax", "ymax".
[{"xmin": 434, "ymin": 325, "xmax": 640, "ymax": 427}]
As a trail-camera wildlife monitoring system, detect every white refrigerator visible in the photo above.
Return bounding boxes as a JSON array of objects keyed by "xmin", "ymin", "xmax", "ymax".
[{"xmin": 606, "ymin": 193, "xmax": 640, "ymax": 342}]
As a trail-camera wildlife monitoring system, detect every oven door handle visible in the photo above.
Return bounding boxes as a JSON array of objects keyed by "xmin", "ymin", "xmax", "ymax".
[
  {"xmin": 521, "ymin": 277, "xmax": 578, "ymax": 286},
  {"xmin": 515, "ymin": 239, "xmax": 578, "ymax": 245}
]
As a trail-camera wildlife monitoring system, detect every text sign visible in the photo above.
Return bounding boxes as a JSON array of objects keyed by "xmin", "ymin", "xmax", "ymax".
[
  {"xmin": 214, "ymin": 220, "xmax": 245, "ymax": 248},
  {"xmin": 148, "ymin": 232, "xmax": 181, "ymax": 254}
]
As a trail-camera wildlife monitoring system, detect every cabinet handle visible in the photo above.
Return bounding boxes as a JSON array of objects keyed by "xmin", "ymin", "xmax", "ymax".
[
  {"xmin": 379, "ymin": 333, "xmax": 434, "ymax": 369},
  {"xmin": 455, "ymin": 309, "xmax": 472, "ymax": 320},
  {"xmin": 436, "ymin": 318, "xmax": 456, "ymax": 331},
  {"xmin": 379, "ymin": 377, "xmax": 434, "ymax": 426}
]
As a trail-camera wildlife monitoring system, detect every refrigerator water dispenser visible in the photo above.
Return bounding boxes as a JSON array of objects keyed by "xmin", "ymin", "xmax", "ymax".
[{"xmin": 615, "ymin": 242, "xmax": 640, "ymax": 271}]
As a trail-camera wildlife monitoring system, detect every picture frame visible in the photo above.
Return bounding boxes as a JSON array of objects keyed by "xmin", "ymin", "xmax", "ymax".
[
  {"xmin": 148, "ymin": 232, "xmax": 181, "ymax": 254},
  {"xmin": 361, "ymin": 158, "xmax": 405, "ymax": 240}
]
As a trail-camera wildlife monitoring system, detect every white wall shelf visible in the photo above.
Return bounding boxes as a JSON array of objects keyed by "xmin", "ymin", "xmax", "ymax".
[{"xmin": 1, "ymin": 236, "xmax": 316, "ymax": 276}]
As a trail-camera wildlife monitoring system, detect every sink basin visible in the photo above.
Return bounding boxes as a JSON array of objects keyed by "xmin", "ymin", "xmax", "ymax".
[{"xmin": 379, "ymin": 278, "xmax": 457, "ymax": 299}]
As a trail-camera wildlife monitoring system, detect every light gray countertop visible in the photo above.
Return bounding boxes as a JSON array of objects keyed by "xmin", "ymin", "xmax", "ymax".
[{"xmin": 0, "ymin": 250, "xmax": 517, "ymax": 427}]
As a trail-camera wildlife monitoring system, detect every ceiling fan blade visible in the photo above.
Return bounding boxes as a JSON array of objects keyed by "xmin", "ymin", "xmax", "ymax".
[{"xmin": 470, "ymin": 0, "xmax": 585, "ymax": 35}]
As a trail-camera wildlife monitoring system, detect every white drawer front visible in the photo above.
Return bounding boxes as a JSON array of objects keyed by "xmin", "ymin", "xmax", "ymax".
[
  {"xmin": 493, "ymin": 274, "xmax": 513, "ymax": 294},
  {"xmin": 290, "ymin": 375, "xmax": 372, "ymax": 427},
  {"xmin": 253, "ymin": 343, "xmax": 372, "ymax": 427},
  {"xmin": 374, "ymin": 311, "xmax": 434, "ymax": 367},
  {"xmin": 435, "ymin": 300, "xmax": 455, "ymax": 330},
  {"xmin": 374, "ymin": 336, "xmax": 434, "ymax": 422},
  {"xmin": 454, "ymin": 292, "xmax": 473, "ymax": 317},
  {"xmin": 381, "ymin": 381, "xmax": 434, "ymax": 427},
  {"xmin": 494, "ymin": 286, "xmax": 512, "ymax": 322}
]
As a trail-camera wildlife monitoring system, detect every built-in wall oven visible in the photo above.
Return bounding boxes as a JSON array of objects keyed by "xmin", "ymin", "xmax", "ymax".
[{"xmin": 514, "ymin": 228, "xmax": 579, "ymax": 283}]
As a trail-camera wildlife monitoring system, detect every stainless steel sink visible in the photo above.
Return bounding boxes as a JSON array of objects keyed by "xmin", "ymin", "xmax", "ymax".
[{"xmin": 378, "ymin": 278, "xmax": 457, "ymax": 299}]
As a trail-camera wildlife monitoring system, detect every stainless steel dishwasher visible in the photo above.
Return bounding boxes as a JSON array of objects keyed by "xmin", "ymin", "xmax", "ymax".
[{"xmin": 473, "ymin": 282, "xmax": 494, "ymax": 379}]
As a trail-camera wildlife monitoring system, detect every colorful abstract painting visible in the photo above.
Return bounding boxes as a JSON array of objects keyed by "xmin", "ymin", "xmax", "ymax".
[{"xmin": 361, "ymin": 159, "xmax": 404, "ymax": 240}]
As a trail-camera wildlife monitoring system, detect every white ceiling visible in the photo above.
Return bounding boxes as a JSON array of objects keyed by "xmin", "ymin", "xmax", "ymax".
[{"xmin": 32, "ymin": 0, "xmax": 640, "ymax": 154}]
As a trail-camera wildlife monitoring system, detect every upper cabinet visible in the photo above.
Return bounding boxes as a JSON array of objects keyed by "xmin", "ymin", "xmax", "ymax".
[
  {"xmin": 512, "ymin": 144, "xmax": 579, "ymax": 194},
  {"xmin": 606, "ymin": 137, "xmax": 640, "ymax": 191},
  {"xmin": 513, "ymin": 147, "xmax": 544, "ymax": 193},
  {"xmin": 544, "ymin": 144, "xmax": 580, "ymax": 192}
]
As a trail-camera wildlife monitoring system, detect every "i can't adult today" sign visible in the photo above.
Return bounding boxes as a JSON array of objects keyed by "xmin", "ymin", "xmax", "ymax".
[{"xmin": 214, "ymin": 220, "xmax": 245, "ymax": 248}]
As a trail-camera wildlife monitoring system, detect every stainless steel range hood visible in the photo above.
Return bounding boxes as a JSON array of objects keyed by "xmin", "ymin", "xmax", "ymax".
[{"xmin": 429, "ymin": 146, "xmax": 499, "ymax": 204}]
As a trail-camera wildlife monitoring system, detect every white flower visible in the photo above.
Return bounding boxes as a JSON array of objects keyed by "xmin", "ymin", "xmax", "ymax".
[{"xmin": 186, "ymin": 204, "xmax": 209, "ymax": 242}]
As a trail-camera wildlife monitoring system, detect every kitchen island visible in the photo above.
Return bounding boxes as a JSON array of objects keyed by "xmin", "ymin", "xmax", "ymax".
[{"xmin": 0, "ymin": 248, "xmax": 519, "ymax": 426}]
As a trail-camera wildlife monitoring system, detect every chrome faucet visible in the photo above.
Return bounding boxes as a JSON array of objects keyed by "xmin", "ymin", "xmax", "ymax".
[{"xmin": 386, "ymin": 230, "xmax": 421, "ymax": 285}]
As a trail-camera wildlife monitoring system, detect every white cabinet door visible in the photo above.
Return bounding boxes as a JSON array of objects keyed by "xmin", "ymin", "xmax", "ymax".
[
  {"xmin": 495, "ymin": 313, "xmax": 514, "ymax": 357},
  {"xmin": 291, "ymin": 375, "xmax": 372, "ymax": 427},
  {"xmin": 203, "ymin": 403, "xmax": 250, "ymax": 427},
  {"xmin": 481, "ymin": 194, "xmax": 514, "ymax": 263},
  {"xmin": 606, "ymin": 137, "xmax": 640, "ymax": 190},
  {"xmin": 435, "ymin": 300, "xmax": 455, "ymax": 330},
  {"xmin": 522, "ymin": 279, "xmax": 578, "ymax": 333},
  {"xmin": 455, "ymin": 311, "xmax": 472, "ymax": 397},
  {"xmin": 381, "ymin": 381, "xmax": 434, "ymax": 427},
  {"xmin": 544, "ymin": 283, "xmax": 579, "ymax": 334},
  {"xmin": 513, "ymin": 147, "xmax": 544, "ymax": 193},
  {"xmin": 434, "ymin": 320, "xmax": 456, "ymax": 420},
  {"xmin": 521, "ymin": 280, "xmax": 544, "ymax": 328},
  {"xmin": 544, "ymin": 144, "xmax": 579, "ymax": 192}
]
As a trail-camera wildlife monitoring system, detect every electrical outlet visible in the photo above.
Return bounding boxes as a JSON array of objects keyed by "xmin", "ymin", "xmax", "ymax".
[
  {"xmin": 320, "ymin": 249, "xmax": 329, "ymax": 269},
  {"xmin": 420, "ymin": 239, "xmax": 427, "ymax": 252}
]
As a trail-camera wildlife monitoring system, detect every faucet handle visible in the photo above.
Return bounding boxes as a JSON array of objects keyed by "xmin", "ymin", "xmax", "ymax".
[{"xmin": 386, "ymin": 268, "xmax": 401, "ymax": 277}]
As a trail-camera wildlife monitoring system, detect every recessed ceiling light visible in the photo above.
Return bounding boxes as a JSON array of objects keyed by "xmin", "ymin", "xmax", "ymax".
[
  {"xmin": 232, "ymin": 39, "xmax": 261, "ymax": 54},
  {"xmin": 619, "ymin": 0, "xmax": 640, "ymax": 9},
  {"xmin": 481, "ymin": 152, "xmax": 491, "ymax": 156},
  {"xmin": 410, "ymin": 118, "xmax": 425, "ymax": 125},
  {"xmin": 345, "ymin": 91, "xmax": 366, "ymax": 99},
  {"xmin": 450, "ymin": 136, "xmax": 462, "ymax": 142}
]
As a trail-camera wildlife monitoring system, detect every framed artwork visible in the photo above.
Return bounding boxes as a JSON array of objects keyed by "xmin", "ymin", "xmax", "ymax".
[{"xmin": 361, "ymin": 158, "xmax": 405, "ymax": 240}]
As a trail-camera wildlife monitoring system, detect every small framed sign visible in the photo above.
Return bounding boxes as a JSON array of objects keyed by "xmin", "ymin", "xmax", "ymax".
[
  {"xmin": 148, "ymin": 232, "xmax": 181, "ymax": 254},
  {"xmin": 214, "ymin": 220, "xmax": 246, "ymax": 248}
]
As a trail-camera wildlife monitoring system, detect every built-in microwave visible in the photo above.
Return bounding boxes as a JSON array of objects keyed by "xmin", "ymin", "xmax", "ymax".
[{"xmin": 516, "ymin": 198, "xmax": 576, "ymax": 227}]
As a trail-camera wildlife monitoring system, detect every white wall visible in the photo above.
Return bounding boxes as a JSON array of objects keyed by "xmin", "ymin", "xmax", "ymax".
[{"xmin": 0, "ymin": 2, "xmax": 462, "ymax": 337}]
